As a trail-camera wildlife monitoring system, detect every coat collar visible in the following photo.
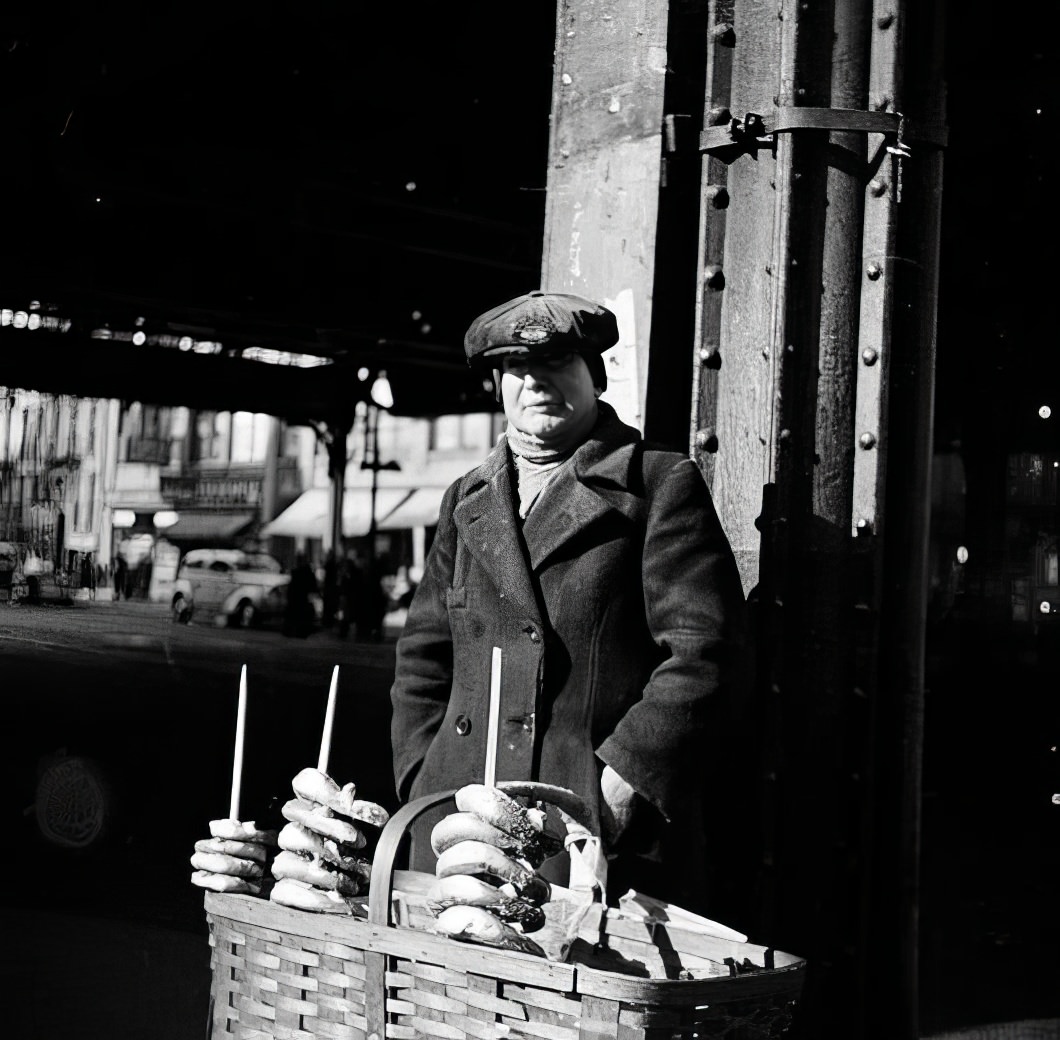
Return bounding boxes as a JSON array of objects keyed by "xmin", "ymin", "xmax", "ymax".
[{"xmin": 452, "ymin": 404, "xmax": 644, "ymax": 597}]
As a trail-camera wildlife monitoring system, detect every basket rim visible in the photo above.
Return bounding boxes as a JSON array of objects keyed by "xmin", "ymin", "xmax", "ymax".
[{"xmin": 205, "ymin": 890, "xmax": 807, "ymax": 1003}]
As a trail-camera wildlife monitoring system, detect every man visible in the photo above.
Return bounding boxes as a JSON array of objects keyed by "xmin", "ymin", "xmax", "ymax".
[{"xmin": 390, "ymin": 290, "xmax": 745, "ymax": 908}]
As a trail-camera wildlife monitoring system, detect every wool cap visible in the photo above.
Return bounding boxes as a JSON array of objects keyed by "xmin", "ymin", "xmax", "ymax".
[{"xmin": 464, "ymin": 290, "xmax": 619, "ymax": 368}]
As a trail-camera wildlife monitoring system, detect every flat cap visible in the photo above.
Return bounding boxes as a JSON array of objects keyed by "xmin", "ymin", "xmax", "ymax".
[{"xmin": 464, "ymin": 290, "xmax": 619, "ymax": 368}]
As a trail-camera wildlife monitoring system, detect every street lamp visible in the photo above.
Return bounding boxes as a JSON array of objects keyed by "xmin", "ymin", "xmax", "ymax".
[{"xmin": 362, "ymin": 372, "xmax": 400, "ymax": 565}]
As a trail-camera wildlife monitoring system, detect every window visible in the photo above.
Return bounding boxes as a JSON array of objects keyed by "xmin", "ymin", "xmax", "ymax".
[{"xmin": 230, "ymin": 412, "xmax": 273, "ymax": 463}]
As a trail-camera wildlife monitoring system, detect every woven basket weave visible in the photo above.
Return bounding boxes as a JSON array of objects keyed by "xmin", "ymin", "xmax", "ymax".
[{"xmin": 205, "ymin": 785, "xmax": 806, "ymax": 1039}]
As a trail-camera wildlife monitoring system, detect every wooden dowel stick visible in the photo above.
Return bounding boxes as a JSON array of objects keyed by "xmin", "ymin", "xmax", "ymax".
[
  {"xmin": 318, "ymin": 665, "xmax": 340, "ymax": 774},
  {"xmin": 229, "ymin": 664, "xmax": 247, "ymax": 821},
  {"xmin": 484, "ymin": 647, "xmax": 502, "ymax": 788}
]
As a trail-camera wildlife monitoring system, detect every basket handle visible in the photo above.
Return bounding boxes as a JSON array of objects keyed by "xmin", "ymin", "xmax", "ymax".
[{"xmin": 367, "ymin": 781, "xmax": 597, "ymax": 927}]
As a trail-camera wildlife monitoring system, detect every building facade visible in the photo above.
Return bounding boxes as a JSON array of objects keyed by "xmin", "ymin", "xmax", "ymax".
[{"xmin": 0, "ymin": 386, "xmax": 500, "ymax": 605}]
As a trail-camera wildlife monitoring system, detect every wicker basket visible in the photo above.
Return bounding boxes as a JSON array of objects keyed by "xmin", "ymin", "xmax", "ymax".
[{"xmin": 205, "ymin": 785, "xmax": 806, "ymax": 1039}]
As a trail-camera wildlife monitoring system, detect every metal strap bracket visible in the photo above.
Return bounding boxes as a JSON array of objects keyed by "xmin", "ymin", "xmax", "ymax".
[{"xmin": 699, "ymin": 106, "xmax": 948, "ymax": 163}]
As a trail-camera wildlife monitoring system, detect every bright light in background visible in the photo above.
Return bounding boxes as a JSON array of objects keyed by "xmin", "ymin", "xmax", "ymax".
[
  {"xmin": 956, "ymin": 546, "xmax": 969, "ymax": 565},
  {"xmin": 357, "ymin": 367, "xmax": 370, "ymax": 382},
  {"xmin": 132, "ymin": 331, "xmax": 146, "ymax": 345},
  {"xmin": 112, "ymin": 509, "xmax": 136, "ymax": 528},
  {"xmin": 240, "ymin": 346, "xmax": 332, "ymax": 368},
  {"xmin": 1040, "ymin": 405, "xmax": 1052, "ymax": 419},
  {"xmin": 152, "ymin": 510, "xmax": 179, "ymax": 529},
  {"xmin": 371, "ymin": 371, "xmax": 394, "ymax": 409},
  {"xmin": 1040, "ymin": 600, "xmax": 1053, "ymax": 615}
]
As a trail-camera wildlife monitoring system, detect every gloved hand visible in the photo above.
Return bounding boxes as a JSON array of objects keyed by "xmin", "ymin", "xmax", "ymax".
[{"xmin": 599, "ymin": 764, "xmax": 638, "ymax": 850}]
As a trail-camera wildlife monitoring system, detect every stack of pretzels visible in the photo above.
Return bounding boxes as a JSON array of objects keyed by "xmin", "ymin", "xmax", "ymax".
[
  {"xmin": 190, "ymin": 819, "xmax": 278, "ymax": 895},
  {"xmin": 427, "ymin": 784, "xmax": 567, "ymax": 956},
  {"xmin": 269, "ymin": 766, "xmax": 390, "ymax": 915}
]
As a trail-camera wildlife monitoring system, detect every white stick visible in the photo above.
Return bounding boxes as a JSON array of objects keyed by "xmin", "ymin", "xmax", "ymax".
[
  {"xmin": 484, "ymin": 647, "xmax": 502, "ymax": 788},
  {"xmin": 229, "ymin": 664, "xmax": 248, "ymax": 821},
  {"xmin": 318, "ymin": 665, "xmax": 340, "ymax": 774}
]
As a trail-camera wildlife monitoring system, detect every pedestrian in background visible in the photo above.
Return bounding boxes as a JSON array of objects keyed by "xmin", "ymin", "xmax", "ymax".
[
  {"xmin": 113, "ymin": 555, "xmax": 128, "ymax": 601},
  {"xmin": 336, "ymin": 552, "xmax": 364, "ymax": 639},
  {"xmin": 283, "ymin": 552, "xmax": 318, "ymax": 638}
]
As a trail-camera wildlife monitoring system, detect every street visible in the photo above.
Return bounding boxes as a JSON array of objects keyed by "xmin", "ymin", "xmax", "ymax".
[
  {"xmin": 1, "ymin": 598, "xmax": 1057, "ymax": 1038},
  {"xmin": 0, "ymin": 597, "xmax": 401, "ymax": 1039}
]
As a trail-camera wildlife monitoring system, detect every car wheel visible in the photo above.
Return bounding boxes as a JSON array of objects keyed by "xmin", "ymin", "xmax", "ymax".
[
  {"xmin": 172, "ymin": 594, "xmax": 192, "ymax": 623},
  {"xmin": 234, "ymin": 600, "xmax": 256, "ymax": 628},
  {"xmin": 35, "ymin": 754, "xmax": 115, "ymax": 853}
]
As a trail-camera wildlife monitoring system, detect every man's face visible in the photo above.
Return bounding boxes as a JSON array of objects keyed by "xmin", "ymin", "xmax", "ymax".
[{"xmin": 499, "ymin": 351, "xmax": 598, "ymax": 442}]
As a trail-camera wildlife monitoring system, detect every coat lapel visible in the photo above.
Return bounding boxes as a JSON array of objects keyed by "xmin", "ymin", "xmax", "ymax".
[{"xmin": 453, "ymin": 446, "xmax": 542, "ymax": 622}]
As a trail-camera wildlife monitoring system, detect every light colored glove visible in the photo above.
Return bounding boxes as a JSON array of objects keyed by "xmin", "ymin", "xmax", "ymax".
[{"xmin": 599, "ymin": 764, "xmax": 638, "ymax": 849}]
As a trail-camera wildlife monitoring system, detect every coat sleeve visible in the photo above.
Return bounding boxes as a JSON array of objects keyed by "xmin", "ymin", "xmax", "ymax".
[
  {"xmin": 389, "ymin": 481, "xmax": 459, "ymax": 801},
  {"xmin": 595, "ymin": 456, "xmax": 746, "ymax": 821}
]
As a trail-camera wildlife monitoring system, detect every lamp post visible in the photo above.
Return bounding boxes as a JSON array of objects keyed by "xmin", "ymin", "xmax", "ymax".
[{"xmin": 361, "ymin": 372, "xmax": 400, "ymax": 570}]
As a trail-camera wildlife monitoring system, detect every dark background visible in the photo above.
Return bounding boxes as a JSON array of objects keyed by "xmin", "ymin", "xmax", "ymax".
[{"xmin": 0, "ymin": 1, "xmax": 557, "ymax": 416}]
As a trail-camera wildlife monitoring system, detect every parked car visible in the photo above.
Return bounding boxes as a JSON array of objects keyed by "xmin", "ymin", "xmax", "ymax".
[{"xmin": 171, "ymin": 548, "xmax": 291, "ymax": 628}]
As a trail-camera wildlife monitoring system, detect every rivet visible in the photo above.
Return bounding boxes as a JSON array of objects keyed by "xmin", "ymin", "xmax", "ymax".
[
  {"xmin": 703, "ymin": 265, "xmax": 726, "ymax": 290},
  {"xmin": 699, "ymin": 348, "xmax": 722, "ymax": 370},
  {"xmin": 708, "ymin": 106, "xmax": 732, "ymax": 127},
  {"xmin": 785, "ymin": 343, "xmax": 796, "ymax": 354},
  {"xmin": 862, "ymin": 347, "xmax": 879, "ymax": 365},
  {"xmin": 866, "ymin": 263, "xmax": 882, "ymax": 280},
  {"xmin": 695, "ymin": 428, "xmax": 719, "ymax": 454},
  {"xmin": 859, "ymin": 432, "xmax": 877, "ymax": 450},
  {"xmin": 876, "ymin": 12, "xmax": 895, "ymax": 29},
  {"xmin": 711, "ymin": 22, "xmax": 735, "ymax": 46},
  {"xmin": 704, "ymin": 185, "xmax": 730, "ymax": 209},
  {"xmin": 869, "ymin": 178, "xmax": 888, "ymax": 197},
  {"xmin": 796, "ymin": 87, "xmax": 806, "ymax": 97},
  {"xmin": 779, "ymin": 428, "xmax": 792, "ymax": 443}
]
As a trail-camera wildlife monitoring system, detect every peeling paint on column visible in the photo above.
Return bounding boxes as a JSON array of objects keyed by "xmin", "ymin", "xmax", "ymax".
[{"xmin": 601, "ymin": 287, "xmax": 641, "ymax": 428}]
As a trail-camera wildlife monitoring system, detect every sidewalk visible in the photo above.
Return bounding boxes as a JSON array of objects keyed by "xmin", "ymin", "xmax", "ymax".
[{"xmin": 1, "ymin": 905, "xmax": 211, "ymax": 1040}]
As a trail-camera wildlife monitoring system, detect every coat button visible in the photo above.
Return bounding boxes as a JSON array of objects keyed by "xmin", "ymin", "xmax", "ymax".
[{"xmin": 455, "ymin": 715, "xmax": 471, "ymax": 736}]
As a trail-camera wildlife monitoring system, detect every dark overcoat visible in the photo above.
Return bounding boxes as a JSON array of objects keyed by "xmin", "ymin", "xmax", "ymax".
[{"xmin": 389, "ymin": 404, "xmax": 745, "ymax": 905}]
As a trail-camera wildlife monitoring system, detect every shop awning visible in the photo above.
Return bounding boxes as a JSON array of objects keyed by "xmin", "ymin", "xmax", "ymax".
[
  {"xmin": 260, "ymin": 487, "xmax": 436, "ymax": 539},
  {"xmin": 375, "ymin": 486, "xmax": 446, "ymax": 531},
  {"xmin": 163, "ymin": 510, "xmax": 256, "ymax": 544}
]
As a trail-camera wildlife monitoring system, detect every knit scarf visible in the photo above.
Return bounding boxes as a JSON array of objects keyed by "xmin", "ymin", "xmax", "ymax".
[{"xmin": 504, "ymin": 424, "xmax": 577, "ymax": 519}]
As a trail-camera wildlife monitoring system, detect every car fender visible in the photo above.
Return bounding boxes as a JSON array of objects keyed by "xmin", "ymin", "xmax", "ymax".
[{"xmin": 220, "ymin": 577, "xmax": 289, "ymax": 614}]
